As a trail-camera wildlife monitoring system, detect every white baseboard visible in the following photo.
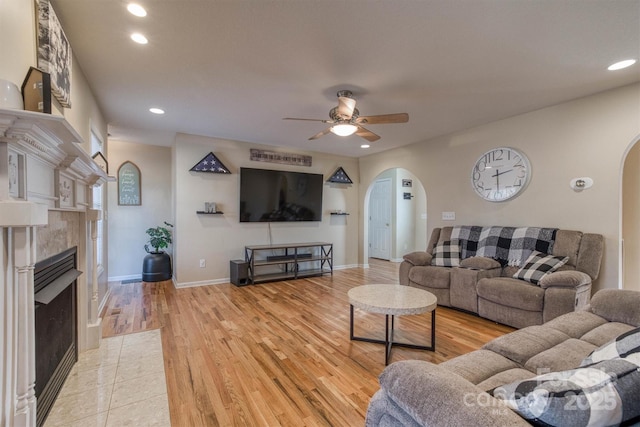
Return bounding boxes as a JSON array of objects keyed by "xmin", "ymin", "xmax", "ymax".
[
  {"xmin": 107, "ymin": 274, "xmax": 142, "ymax": 282},
  {"xmin": 334, "ymin": 264, "xmax": 359, "ymax": 270},
  {"xmin": 173, "ymin": 277, "xmax": 229, "ymax": 288}
]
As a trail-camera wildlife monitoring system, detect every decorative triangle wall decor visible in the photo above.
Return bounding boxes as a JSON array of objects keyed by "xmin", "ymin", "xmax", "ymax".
[
  {"xmin": 190, "ymin": 152, "xmax": 231, "ymax": 174},
  {"xmin": 327, "ymin": 167, "xmax": 353, "ymax": 184}
]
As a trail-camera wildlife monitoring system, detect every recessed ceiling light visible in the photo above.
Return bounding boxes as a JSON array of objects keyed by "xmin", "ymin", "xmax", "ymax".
[
  {"xmin": 149, "ymin": 108, "xmax": 164, "ymax": 115},
  {"xmin": 608, "ymin": 59, "xmax": 636, "ymax": 71},
  {"xmin": 127, "ymin": 3, "xmax": 147, "ymax": 17},
  {"xmin": 360, "ymin": 144, "xmax": 370, "ymax": 149},
  {"xmin": 131, "ymin": 33, "xmax": 148, "ymax": 44}
]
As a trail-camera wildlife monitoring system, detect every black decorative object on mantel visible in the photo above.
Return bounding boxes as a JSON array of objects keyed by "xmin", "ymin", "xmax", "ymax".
[
  {"xmin": 327, "ymin": 167, "xmax": 353, "ymax": 184},
  {"xmin": 190, "ymin": 152, "xmax": 231, "ymax": 174}
]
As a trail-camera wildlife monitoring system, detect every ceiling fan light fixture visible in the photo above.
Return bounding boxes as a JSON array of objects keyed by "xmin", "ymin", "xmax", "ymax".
[{"xmin": 330, "ymin": 124, "xmax": 357, "ymax": 137}]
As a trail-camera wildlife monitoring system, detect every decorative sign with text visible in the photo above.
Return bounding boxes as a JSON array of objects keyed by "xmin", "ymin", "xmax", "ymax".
[
  {"xmin": 118, "ymin": 161, "xmax": 141, "ymax": 206},
  {"xmin": 250, "ymin": 148, "xmax": 312, "ymax": 167}
]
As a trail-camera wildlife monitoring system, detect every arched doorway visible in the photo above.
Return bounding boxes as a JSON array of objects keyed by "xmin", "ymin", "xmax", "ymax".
[
  {"xmin": 364, "ymin": 168, "xmax": 427, "ymax": 263},
  {"xmin": 621, "ymin": 135, "xmax": 640, "ymax": 291}
]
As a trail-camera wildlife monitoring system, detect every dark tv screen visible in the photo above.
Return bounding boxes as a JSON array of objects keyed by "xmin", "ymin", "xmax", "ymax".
[{"xmin": 239, "ymin": 168, "xmax": 323, "ymax": 222}]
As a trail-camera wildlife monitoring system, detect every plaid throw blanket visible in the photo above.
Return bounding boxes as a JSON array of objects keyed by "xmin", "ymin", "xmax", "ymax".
[{"xmin": 451, "ymin": 226, "xmax": 557, "ymax": 266}]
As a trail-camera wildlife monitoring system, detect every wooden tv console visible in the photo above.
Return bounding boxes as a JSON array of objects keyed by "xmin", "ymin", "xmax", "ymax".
[{"xmin": 244, "ymin": 242, "xmax": 333, "ymax": 284}]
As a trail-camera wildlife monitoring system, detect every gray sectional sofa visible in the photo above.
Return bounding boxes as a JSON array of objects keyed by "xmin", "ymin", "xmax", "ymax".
[
  {"xmin": 366, "ymin": 289, "xmax": 640, "ymax": 426},
  {"xmin": 400, "ymin": 226, "xmax": 604, "ymax": 328}
]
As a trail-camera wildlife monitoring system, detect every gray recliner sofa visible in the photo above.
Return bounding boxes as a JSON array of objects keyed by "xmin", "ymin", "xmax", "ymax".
[
  {"xmin": 366, "ymin": 289, "xmax": 640, "ymax": 426},
  {"xmin": 400, "ymin": 226, "xmax": 604, "ymax": 328}
]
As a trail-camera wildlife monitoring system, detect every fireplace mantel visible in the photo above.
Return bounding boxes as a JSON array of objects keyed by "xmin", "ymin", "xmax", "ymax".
[{"xmin": 0, "ymin": 108, "xmax": 108, "ymax": 427}]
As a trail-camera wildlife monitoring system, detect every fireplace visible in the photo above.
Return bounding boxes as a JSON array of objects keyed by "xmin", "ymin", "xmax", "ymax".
[{"xmin": 34, "ymin": 247, "xmax": 81, "ymax": 427}]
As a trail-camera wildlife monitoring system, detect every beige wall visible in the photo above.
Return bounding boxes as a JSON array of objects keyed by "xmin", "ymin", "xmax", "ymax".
[
  {"xmin": 359, "ymin": 83, "xmax": 640, "ymax": 292},
  {"xmin": 623, "ymin": 140, "xmax": 640, "ymax": 291},
  {"xmin": 173, "ymin": 133, "xmax": 360, "ymax": 286},
  {"xmin": 107, "ymin": 140, "xmax": 173, "ymax": 280}
]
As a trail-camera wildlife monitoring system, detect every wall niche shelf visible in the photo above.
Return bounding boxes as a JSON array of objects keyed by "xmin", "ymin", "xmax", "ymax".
[{"xmin": 196, "ymin": 211, "xmax": 224, "ymax": 215}]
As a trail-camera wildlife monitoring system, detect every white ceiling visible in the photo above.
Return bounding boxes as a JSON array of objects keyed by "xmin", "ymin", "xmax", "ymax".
[{"xmin": 52, "ymin": 0, "xmax": 640, "ymax": 157}]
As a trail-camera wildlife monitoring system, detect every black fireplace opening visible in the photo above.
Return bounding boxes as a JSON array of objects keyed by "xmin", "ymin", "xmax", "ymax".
[{"xmin": 34, "ymin": 246, "xmax": 81, "ymax": 427}]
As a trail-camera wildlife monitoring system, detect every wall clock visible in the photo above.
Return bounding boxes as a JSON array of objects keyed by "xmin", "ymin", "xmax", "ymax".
[{"xmin": 471, "ymin": 147, "xmax": 531, "ymax": 202}]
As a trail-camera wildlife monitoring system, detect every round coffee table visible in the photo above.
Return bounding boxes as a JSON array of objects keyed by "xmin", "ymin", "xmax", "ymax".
[{"xmin": 347, "ymin": 284, "xmax": 437, "ymax": 365}]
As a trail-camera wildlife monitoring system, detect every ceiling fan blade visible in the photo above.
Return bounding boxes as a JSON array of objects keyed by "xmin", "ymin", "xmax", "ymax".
[
  {"xmin": 356, "ymin": 113, "xmax": 409, "ymax": 125},
  {"xmin": 355, "ymin": 126, "xmax": 381, "ymax": 142},
  {"xmin": 337, "ymin": 96, "xmax": 356, "ymax": 119},
  {"xmin": 283, "ymin": 117, "xmax": 333, "ymax": 123},
  {"xmin": 309, "ymin": 128, "xmax": 332, "ymax": 140}
]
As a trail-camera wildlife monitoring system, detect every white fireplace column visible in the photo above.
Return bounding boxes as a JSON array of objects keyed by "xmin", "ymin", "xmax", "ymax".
[
  {"xmin": 0, "ymin": 201, "xmax": 48, "ymax": 427},
  {"xmin": 86, "ymin": 208, "xmax": 102, "ymax": 349}
]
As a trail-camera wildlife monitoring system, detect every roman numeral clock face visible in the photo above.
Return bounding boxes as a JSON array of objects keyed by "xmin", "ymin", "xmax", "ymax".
[{"xmin": 471, "ymin": 147, "xmax": 531, "ymax": 202}]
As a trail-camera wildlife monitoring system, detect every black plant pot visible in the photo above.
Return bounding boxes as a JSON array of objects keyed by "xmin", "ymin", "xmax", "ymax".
[{"xmin": 142, "ymin": 251, "xmax": 172, "ymax": 282}]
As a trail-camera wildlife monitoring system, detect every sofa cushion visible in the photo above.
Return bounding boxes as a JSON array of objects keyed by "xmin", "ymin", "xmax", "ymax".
[
  {"xmin": 494, "ymin": 357, "xmax": 640, "ymax": 427},
  {"xmin": 476, "ymin": 368, "xmax": 536, "ymax": 392},
  {"xmin": 512, "ymin": 251, "xmax": 569, "ymax": 285},
  {"xmin": 543, "ymin": 311, "xmax": 608, "ymax": 339},
  {"xmin": 483, "ymin": 326, "xmax": 571, "ymax": 366},
  {"xmin": 580, "ymin": 323, "xmax": 637, "ymax": 348},
  {"xmin": 552, "ymin": 229, "xmax": 582, "ymax": 267},
  {"xmin": 408, "ymin": 266, "xmax": 451, "ymax": 289},
  {"xmin": 431, "ymin": 240, "xmax": 460, "ymax": 267},
  {"xmin": 524, "ymin": 338, "xmax": 597, "ymax": 374},
  {"xmin": 477, "ymin": 277, "xmax": 545, "ymax": 311},
  {"xmin": 459, "ymin": 256, "xmax": 501, "ymax": 270},
  {"xmin": 439, "ymin": 349, "xmax": 520, "ymax": 385},
  {"xmin": 581, "ymin": 326, "xmax": 640, "ymax": 367}
]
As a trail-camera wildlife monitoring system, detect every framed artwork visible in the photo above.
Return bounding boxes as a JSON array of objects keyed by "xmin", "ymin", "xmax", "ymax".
[
  {"xmin": 118, "ymin": 161, "xmax": 141, "ymax": 206},
  {"xmin": 92, "ymin": 151, "xmax": 108, "ymax": 174},
  {"xmin": 36, "ymin": 0, "xmax": 72, "ymax": 107},
  {"xmin": 21, "ymin": 66, "xmax": 52, "ymax": 114}
]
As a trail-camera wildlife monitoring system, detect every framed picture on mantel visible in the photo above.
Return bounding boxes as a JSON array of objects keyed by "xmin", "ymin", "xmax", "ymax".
[
  {"xmin": 92, "ymin": 151, "xmax": 108, "ymax": 174},
  {"xmin": 118, "ymin": 161, "xmax": 141, "ymax": 206}
]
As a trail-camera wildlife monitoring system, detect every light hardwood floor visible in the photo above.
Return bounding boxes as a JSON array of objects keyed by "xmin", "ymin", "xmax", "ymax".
[{"xmin": 102, "ymin": 260, "xmax": 514, "ymax": 426}]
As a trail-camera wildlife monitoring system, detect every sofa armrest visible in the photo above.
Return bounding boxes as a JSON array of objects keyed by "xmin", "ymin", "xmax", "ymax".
[
  {"xmin": 538, "ymin": 270, "xmax": 591, "ymax": 289},
  {"xmin": 375, "ymin": 360, "xmax": 529, "ymax": 427},
  {"xmin": 402, "ymin": 251, "xmax": 432, "ymax": 266}
]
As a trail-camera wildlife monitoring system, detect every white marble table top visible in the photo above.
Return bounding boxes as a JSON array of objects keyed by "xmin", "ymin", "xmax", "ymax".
[{"xmin": 348, "ymin": 284, "xmax": 438, "ymax": 316}]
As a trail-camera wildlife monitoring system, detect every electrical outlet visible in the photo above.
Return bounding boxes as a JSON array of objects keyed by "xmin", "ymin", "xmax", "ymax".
[
  {"xmin": 199, "ymin": 259, "xmax": 206, "ymax": 268},
  {"xmin": 442, "ymin": 211, "xmax": 456, "ymax": 221}
]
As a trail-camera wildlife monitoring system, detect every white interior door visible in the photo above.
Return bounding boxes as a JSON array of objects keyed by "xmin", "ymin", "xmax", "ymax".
[{"xmin": 369, "ymin": 178, "xmax": 392, "ymax": 260}]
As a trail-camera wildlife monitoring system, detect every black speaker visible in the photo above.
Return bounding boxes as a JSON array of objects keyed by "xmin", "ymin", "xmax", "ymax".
[{"xmin": 230, "ymin": 259, "xmax": 249, "ymax": 286}]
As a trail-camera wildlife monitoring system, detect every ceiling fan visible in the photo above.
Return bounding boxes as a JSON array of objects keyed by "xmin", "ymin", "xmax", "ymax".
[{"xmin": 283, "ymin": 90, "xmax": 409, "ymax": 142}]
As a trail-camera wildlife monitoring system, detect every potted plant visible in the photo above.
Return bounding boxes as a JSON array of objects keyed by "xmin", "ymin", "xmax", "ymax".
[{"xmin": 142, "ymin": 221, "xmax": 173, "ymax": 282}]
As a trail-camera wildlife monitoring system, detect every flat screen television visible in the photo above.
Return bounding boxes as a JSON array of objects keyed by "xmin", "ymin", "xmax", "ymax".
[{"xmin": 239, "ymin": 168, "xmax": 323, "ymax": 222}]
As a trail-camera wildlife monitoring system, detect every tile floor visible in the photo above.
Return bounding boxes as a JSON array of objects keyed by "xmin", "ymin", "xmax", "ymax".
[{"xmin": 43, "ymin": 329, "xmax": 171, "ymax": 427}]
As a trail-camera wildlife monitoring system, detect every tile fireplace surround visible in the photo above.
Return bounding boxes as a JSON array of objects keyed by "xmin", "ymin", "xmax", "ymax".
[{"xmin": 0, "ymin": 108, "xmax": 108, "ymax": 426}]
